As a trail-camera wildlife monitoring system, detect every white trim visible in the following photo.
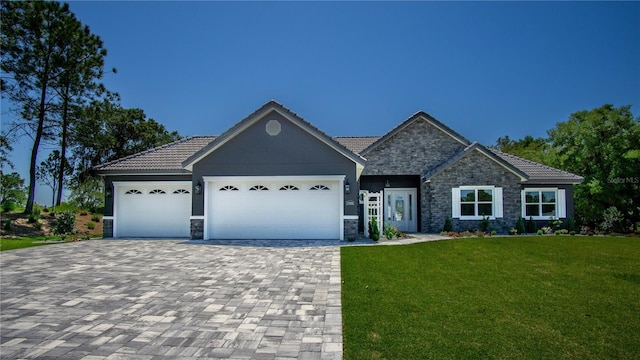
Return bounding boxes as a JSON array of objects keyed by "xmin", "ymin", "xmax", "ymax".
[
  {"xmin": 522, "ymin": 187, "xmax": 567, "ymax": 220},
  {"xmin": 343, "ymin": 215, "xmax": 359, "ymax": 220},
  {"xmin": 453, "ymin": 185, "xmax": 502, "ymax": 220},
  {"xmin": 190, "ymin": 215, "xmax": 205, "ymax": 220},
  {"xmin": 103, "ymin": 216, "xmax": 114, "ymax": 220}
]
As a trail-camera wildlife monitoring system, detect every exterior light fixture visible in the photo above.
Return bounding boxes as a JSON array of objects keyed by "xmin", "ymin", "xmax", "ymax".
[
  {"xmin": 195, "ymin": 180, "xmax": 203, "ymax": 195},
  {"xmin": 385, "ymin": 180, "xmax": 390, "ymax": 187},
  {"xmin": 105, "ymin": 186, "xmax": 113, "ymax": 198},
  {"xmin": 344, "ymin": 180, "xmax": 351, "ymax": 194}
]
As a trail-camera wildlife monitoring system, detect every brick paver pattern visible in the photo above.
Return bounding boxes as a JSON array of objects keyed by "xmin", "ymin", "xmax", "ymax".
[{"xmin": 0, "ymin": 240, "xmax": 344, "ymax": 359}]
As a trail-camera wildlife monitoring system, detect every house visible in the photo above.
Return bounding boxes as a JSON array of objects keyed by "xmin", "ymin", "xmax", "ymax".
[{"xmin": 95, "ymin": 101, "xmax": 583, "ymax": 240}]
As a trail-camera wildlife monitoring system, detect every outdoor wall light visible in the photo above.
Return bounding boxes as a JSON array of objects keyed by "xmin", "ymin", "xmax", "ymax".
[
  {"xmin": 385, "ymin": 180, "xmax": 391, "ymax": 187},
  {"xmin": 344, "ymin": 180, "xmax": 351, "ymax": 194},
  {"xmin": 195, "ymin": 180, "xmax": 203, "ymax": 195},
  {"xmin": 105, "ymin": 186, "xmax": 113, "ymax": 198}
]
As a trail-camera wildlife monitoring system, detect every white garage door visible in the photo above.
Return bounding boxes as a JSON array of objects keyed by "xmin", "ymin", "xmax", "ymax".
[
  {"xmin": 115, "ymin": 182, "xmax": 191, "ymax": 237},
  {"xmin": 206, "ymin": 176, "xmax": 343, "ymax": 240}
]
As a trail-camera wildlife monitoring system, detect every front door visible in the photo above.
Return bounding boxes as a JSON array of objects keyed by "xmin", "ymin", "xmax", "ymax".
[{"xmin": 384, "ymin": 188, "xmax": 417, "ymax": 232}]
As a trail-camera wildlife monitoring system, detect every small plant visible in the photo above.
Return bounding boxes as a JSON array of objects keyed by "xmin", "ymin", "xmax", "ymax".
[
  {"xmin": 2, "ymin": 219, "xmax": 11, "ymax": 231},
  {"xmin": 1, "ymin": 201, "xmax": 16, "ymax": 213},
  {"xmin": 53, "ymin": 210, "xmax": 76, "ymax": 240},
  {"xmin": 442, "ymin": 217, "xmax": 453, "ymax": 232},
  {"xmin": 567, "ymin": 217, "xmax": 576, "ymax": 232},
  {"xmin": 43, "ymin": 206, "xmax": 50, "ymax": 213},
  {"xmin": 32, "ymin": 204, "xmax": 42, "ymax": 216},
  {"xmin": 516, "ymin": 218, "xmax": 525, "ymax": 235},
  {"xmin": 368, "ymin": 217, "xmax": 380, "ymax": 242},
  {"xmin": 559, "ymin": 229, "xmax": 569, "ymax": 235},
  {"xmin": 491, "ymin": 230, "xmax": 497, "ymax": 236},
  {"xmin": 569, "ymin": 230, "xmax": 576, "ymax": 236},
  {"xmin": 27, "ymin": 213, "xmax": 39, "ymax": 223},
  {"xmin": 479, "ymin": 216, "xmax": 490, "ymax": 233},
  {"xmin": 384, "ymin": 223, "xmax": 402, "ymax": 240},
  {"xmin": 541, "ymin": 226, "xmax": 554, "ymax": 234},
  {"xmin": 526, "ymin": 216, "xmax": 536, "ymax": 234},
  {"xmin": 79, "ymin": 210, "xmax": 88, "ymax": 216},
  {"xmin": 554, "ymin": 230, "xmax": 561, "ymax": 235},
  {"xmin": 599, "ymin": 206, "xmax": 624, "ymax": 233},
  {"xmin": 537, "ymin": 229, "xmax": 543, "ymax": 235},
  {"xmin": 91, "ymin": 214, "xmax": 101, "ymax": 223},
  {"xmin": 86, "ymin": 221, "xmax": 95, "ymax": 230},
  {"xmin": 509, "ymin": 228, "xmax": 518, "ymax": 235},
  {"xmin": 549, "ymin": 217, "xmax": 563, "ymax": 231},
  {"xmin": 475, "ymin": 230, "xmax": 485, "ymax": 238},
  {"xmin": 33, "ymin": 220, "xmax": 42, "ymax": 231}
]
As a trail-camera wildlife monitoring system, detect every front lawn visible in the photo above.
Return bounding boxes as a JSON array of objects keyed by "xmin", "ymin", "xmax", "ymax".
[
  {"xmin": 0, "ymin": 236, "xmax": 64, "ymax": 251},
  {"xmin": 341, "ymin": 236, "xmax": 640, "ymax": 359}
]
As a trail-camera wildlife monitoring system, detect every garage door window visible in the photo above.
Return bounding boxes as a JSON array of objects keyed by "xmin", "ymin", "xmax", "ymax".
[
  {"xmin": 173, "ymin": 189, "xmax": 190, "ymax": 194},
  {"xmin": 149, "ymin": 189, "xmax": 166, "ymax": 194},
  {"xmin": 279, "ymin": 185, "xmax": 299, "ymax": 190},
  {"xmin": 249, "ymin": 185, "xmax": 269, "ymax": 191},
  {"xmin": 125, "ymin": 189, "xmax": 142, "ymax": 194},
  {"xmin": 310, "ymin": 185, "xmax": 330, "ymax": 190},
  {"xmin": 220, "ymin": 185, "xmax": 239, "ymax": 191}
]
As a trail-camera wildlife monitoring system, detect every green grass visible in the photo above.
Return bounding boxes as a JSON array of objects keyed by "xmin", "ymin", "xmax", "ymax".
[
  {"xmin": 0, "ymin": 236, "xmax": 65, "ymax": 251},
  {"xmin": 341, "ymin": 236, "xmax": 640, "ymax": 359}
]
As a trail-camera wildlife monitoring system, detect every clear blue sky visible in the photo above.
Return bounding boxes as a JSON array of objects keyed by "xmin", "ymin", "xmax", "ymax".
[{"xmin": 3, "ymin": 1, "xmax": 639, "ymax": 205}]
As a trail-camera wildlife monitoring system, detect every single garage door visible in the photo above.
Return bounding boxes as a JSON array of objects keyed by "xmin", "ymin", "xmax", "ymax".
[
  {"xmin": 114, "ymin": 181, "xmax": 191, "ymax": 237},
  {"xmin": 207, "ymin": 176, "xmax": 342, "ymax": 239}
]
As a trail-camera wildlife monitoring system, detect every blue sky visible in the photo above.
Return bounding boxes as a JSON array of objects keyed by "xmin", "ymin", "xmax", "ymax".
[{"xmin": 3, "ymin": 1, "xmax": 639, "ymax": 205}]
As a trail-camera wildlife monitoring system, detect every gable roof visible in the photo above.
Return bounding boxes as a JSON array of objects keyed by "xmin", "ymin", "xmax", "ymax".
[
  {"xmin": 182, "ymin": 100, "xmax": 366, "ymax": 170},
  {"xmin": 423, "ymin": 142, "xmax": 529, "ymax": 182},
  {"xmin": 334, "ymin": 136, "xmax": 380, "ymax": 155},
  {"xmin": 492, "ymin": 150, "xmax": 584, "ymax": 184},
  {"xmin": 360, "ymin": 111, "xmax": 471, "ymax": 155},
  {"xmin": 94, "ymin": 136, "xmax": 216, "ymax": 174}
]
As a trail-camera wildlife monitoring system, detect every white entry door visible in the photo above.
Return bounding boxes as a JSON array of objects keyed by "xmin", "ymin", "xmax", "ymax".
[{"xmin": 384, "ymin": 188, "xmax": 417, "ymax": 232}]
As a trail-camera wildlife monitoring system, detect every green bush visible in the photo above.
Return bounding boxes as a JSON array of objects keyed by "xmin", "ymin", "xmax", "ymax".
[
  {"xmin": 33, "ymin": 221, "xmax": 41, "ymax": 231},
  {"xmin": 491, "ymin": 230, "xmax": 497, "ymax": 236},
  {"xmin": 442, "ymin": 217, "xmax": 453, "ymax": 232},
  {"xmin": 369, "ymin": 217, "xmax": 380, "ymax": 242},
  {"xmin": 2, "ymin": 219, "xmax": 11, "ymax": 231},
  {"xmin": 86, "ymin": 221, "xmax": 95, "ymax": 230},
  {"xmin": 569, "ymin": 230, "xmax": 576, "ymax": 236},
  {"xmin": 479, "ymin": 216, "xmax": 490, "ymax": 233},
  {"xmin": 27, "ymin": 214, "xmax": 39, "ymax": 223},
  {"xmin": 600, "ymin": 206, "xmax": 624, "ymax": 233},
  {"xmin": 509, "ymin": 228, "xmax": 518, "ymax": 235},
  {"xmin": 53, "ymin": 210, "xmax": 76, "ymax": 239},
  {"xmin": 526, "ymin": 216, "xmax": 537, "ymax": 234},
  {"xmin": 537, "ymin": 229, "xmax": 543, "ymax": 235},
  {"xmin": 516, "ymin": 218, "xmax": 526, "ymax": 235},
  {"xmin": 91, "ymin": 214, "xmax": 101, "ymax": 223},
  {"xmin": 2, "ymin": 201, "xmax": 16, "ymax": 213},
  {"xmin": 567, "ymin": 217, "xmax": 576, "ymax": 232}
]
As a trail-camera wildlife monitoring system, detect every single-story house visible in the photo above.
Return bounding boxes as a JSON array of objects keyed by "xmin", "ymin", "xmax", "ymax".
[{"xmin": 95, "ymin": 101, "xmax": 583, "ymax": 240}]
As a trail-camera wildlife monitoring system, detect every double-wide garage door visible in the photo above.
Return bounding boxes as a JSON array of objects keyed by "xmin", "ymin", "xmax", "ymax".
[
  {"xmin": 207, "ymin": 176, "xmax": 342, "ymax": 239},
  {"xmin": 114, "ymin": 182, "xmax": 191, "ymax": 237}
]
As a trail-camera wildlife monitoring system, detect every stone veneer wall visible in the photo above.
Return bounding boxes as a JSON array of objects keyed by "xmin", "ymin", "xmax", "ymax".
[
  {"xmin": 425, "ymin": 150, "xmax": 523, "ymax": 234},
  {"xmin": 103, "ymin": 219, "xmax": 113, "ymax": 238},
  {"xmin": 344, "ymin": 218, "xmax": 358, "ymax": 241},
  {"xmin": 362, "ymin": 118, "xmax": 467, "ymax": 176},
  {"xmin": 190, "ymin": 219, "xmax": 204, "ymax": 240}
]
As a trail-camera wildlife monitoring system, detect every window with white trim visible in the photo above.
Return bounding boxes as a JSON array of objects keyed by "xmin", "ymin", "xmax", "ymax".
[
  {"xmin": 522, "ymin": 188, "xmax": 566, "ymax": 219},
  {"xmin": 452, "ymin": 186, "xmax": 503, "ymax": 219}
]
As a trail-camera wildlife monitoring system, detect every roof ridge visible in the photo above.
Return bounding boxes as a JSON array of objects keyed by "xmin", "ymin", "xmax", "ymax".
[{"xmin": 491, "ymin": 149, "xmax": 578, "ymax": 176}]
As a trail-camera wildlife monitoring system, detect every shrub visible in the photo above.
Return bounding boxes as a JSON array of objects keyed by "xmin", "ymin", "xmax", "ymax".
[
  {"xmin": 491, "ymin": 230, "xmax": 497, "ymax": 236},
  {"xmin": 479, "ymin": 216, "xmax": 490, "ymax": 233},
  {"xmin": 567, "ymin": 217, "xmax": 576, "ymax": 232},
  {"xmin": 43, "ymin": 206, "xmax": 49, "ymax": 213},
  {"xmin": 91, "ymin": 214, "xmax": 101, "ymax": 223},
  {"xmin": 53, "ymin": 210, "xmax": 76, "ymax": 239},
  {"xmin": 516, "ymin": 218, "xmax": 525, "ymax": 235},
  {"xmin": 368, "ymin": 217, "xmax": 380, "ymax": 241},
  {"xmin": 2, "ymin": 201, "xmax": 16, "ymax": 213},
  {"xmin": 509, "ymin": 228, "xmax": 518, "ymax": 235},
  {"xmin": 554, "ymin": 230, "xmax": 561, "ymax": 235},
  {"xmin": 549, "ymin": 217, "xmax": 563, "ymax": 231},
  {"xmin": 27, "ymin": 213, "xmax": 39, "ymax": 223},
  {"xmin": 32, "ymin": 204, "xmax": 42, "ymax": 216},
  {"xmin": 79, "ymin": 211, "xmax": 88, "ymax": 216},
  {"xmin": 541, "ymin": 226, "xmax": 554, "ymax": 234},
  {"xmin": 569, "ymin": 230, "xmax": 576, "ymax": 236},
  {"xmin": 2, "ymin": 219, "xmax": 11, "ymax": 231},
  {"xmin": 384, "ymin": 223, "xmax": 402, "ymax": 240},
  {"xmin": 559, "ymin": 229, "xmax": 569, "ymax": 235},
  {"xmin": 537, "ymin": 229, "xmax": 543, "ymax": 235},
  {"xmin": 33, "ymin": 221, "xmax": 41, "ymax": 231},
  {"xmin": 600, "ymin": 206, "xmax": 624, "ymax": 233},
  {"xmin": 476, "ymin": 230, "xmax": 485, "ymax": 238},
  {"xmin": 442, "ymin": 217, "xmax": 453, "ymax": 232},
  {"xmin": 86, "ymin": 221, "xmax": 95, "ymax": 230},
  {"xmin": 526, "ymin": 216, "xmax": 536, "ymax": 234}
]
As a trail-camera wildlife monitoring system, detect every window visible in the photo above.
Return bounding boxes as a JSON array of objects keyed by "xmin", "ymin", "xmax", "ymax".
[
  {"xmin": 522, "ymin": 188, "xmax": 566, "ymax": 219},
  {"xmin": 173, "ymin": 189, "xmax": 190, "ymax": 194},
  {"xmin": 220, "ymin": 185, "xmax": 239, "ymax": 191},
  {"xmin": 149, "ymin": 189, "xmax": 166, "ymax": 194},
  {"xmin": 125, "ymin": 189, "xmax": 142, "ymax": 194},
  {"xmin": 279, "ymin": 185, "xmax": 299, "ymax": 191},
  {"xmin": 310, "ymin": 185, "xmax": 330, "ymax": 191},
  {"xmin": 249, "ymin": 185, "xmax": 269, "ymax": 191},
  {"xmin": 452, "ymin": 186, "xmax": 503, "ymax": 219}
]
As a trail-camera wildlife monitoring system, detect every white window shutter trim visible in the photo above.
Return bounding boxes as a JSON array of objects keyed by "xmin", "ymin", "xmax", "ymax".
[
  {"xmin": 452, "ymin": 188, "xmax": 461, "ymax": 218},
  {"xmin": 494, "ymin": 187, "xmax": 503, "ymax": 218},
  {"xmin": 521, "ymin": 190, "xmax": 526, "ymax": 218},
  {"xmin": 557, "ymin": 189, "xmax": 567, "ymax": 218}
]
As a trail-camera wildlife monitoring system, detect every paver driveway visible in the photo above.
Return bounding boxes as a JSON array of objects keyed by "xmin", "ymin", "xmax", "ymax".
[{"xmin": 0, "ymin": 239, "xmax": 342, "ymax": 359}]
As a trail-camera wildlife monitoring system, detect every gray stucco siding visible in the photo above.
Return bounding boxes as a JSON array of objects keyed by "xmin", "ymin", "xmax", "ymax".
[
  {"xmin": 191, "ymin": 111, "xmax": 359, "ymax": 216},
  {"xmin": 362, "ymin": 118, "xmax": 467, "ymax": 176},
  {"xmin": 425, "ymin": 150, "xmax": 523, "ymax": 233},
  {"xmin": 102, "ymin": 175, "xmax": 193, "ymax": 217}
]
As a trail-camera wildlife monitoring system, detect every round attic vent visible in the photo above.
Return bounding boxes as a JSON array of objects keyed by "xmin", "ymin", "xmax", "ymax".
[{"xmin": 266, "ymin": 119, "xmax": 281, "ymax": 136}]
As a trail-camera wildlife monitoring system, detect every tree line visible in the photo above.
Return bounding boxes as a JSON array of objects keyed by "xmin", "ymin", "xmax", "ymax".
[
  {"xmin": 494, "ymin": 104, "xmax": 640, "ymax": 232},
  {"xmin": 1, "ymin": 1, "xmax": 180, "ymax": 214}
]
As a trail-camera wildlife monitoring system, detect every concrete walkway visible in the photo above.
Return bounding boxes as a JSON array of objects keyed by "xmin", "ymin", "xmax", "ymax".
[{"xmin": 0, "ymin": 235, "xmax": 448, "ymax": 359}]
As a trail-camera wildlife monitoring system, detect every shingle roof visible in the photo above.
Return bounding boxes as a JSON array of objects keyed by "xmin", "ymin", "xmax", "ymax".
[
  {"xmin": 492, "ymin": 150, "xmax": 584, "ymax": 184},
  {"xmin": 334, "ymin": 136, "xmax": 380, "ymax": 155},
  {"xmin": 94, "ymin": 136, "xmax": 216, "ymax": 174}
]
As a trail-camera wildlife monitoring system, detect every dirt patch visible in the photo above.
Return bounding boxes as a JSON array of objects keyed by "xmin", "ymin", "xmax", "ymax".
[{"xmin": 0, "ymin": 211, "xmax": 103, "ymax": 239}]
